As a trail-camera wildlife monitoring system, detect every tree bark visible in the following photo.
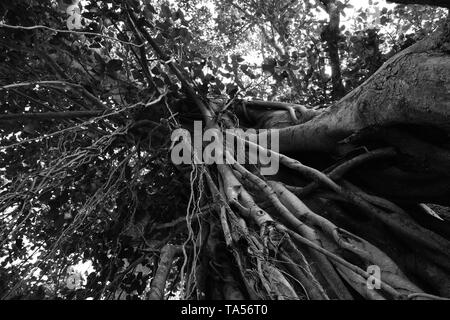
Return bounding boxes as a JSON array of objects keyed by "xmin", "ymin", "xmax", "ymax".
[
  {"xmin": 320, "ymin": 0, "xmax": 346, "ymax": 99},
  {"xmin": 259, "ymin": 28, "xmax": 450, "ymax": 153},
  {"xmin": 148, "ymin": 244, "xmax": 180, "ymax": 300}
]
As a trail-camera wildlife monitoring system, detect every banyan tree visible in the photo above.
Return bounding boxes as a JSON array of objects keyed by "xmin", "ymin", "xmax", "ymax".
[{"xmin": 0, "ymin": 0, "xmax": 449, "ymax": 300}]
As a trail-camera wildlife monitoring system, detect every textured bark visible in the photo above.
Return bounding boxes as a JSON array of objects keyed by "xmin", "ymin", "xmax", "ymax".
[
  {"xmin": 148, "ymin": 244, "xmax": 180, "ymax": 300},
  {"xmin": 263, "ymin": 28, "xmax": 450, "ymax": 153}
]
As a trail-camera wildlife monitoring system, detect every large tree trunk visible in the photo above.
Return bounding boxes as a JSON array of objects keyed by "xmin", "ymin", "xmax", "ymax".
[
  {"xmin": 203, "ymin": 19, "xmax": 450, "ymax": 301},
  {"xmin": 3, "ymin": 0, "xmax": 450, "ymax": 301},
  {"xmin": 247, "ymin": 22, "xmax": 450, "ymax": 206},
  {"xmin": 259, "ymin": 27, "xmax": 450, "ymax": 153}
]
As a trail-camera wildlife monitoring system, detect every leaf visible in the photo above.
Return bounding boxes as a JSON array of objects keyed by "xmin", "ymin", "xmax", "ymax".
[
  {"xmin": 160, "ymin": 4, "xmax": 171, "ymax": 19},
  {"xmin": 226, "ymin": 83, "xmax": 238, "ymax": 96},
  {"xmin": 117, "ymin": 33, "xmax": 129, "ymax": 42},
  {"xmin": 175, "ymin": 9, "xmax": 184, "ymax": 21},
  {"xmin": 192, "ymin": 67, "xmax": 204, "ymax": 80},
  {"xmin": 143, "ymin": 6, "xmax": 154, "ymax": 20},
  {"xmin": 236, "ymin": 55, "xmax": 245, "ymax": 63},
  {"xmin": 151, "ymin": 66, "xmax": 160, "ymax": 75},
  {"xmin": 106, "ymin": 59, "xmax": 123, "ymax": 72},
  {"xmin": 215, "ymin": 78, "xmax": 225, "ymax": 91},
  {"xmin": 178, "ymin": 28, "xmax": 190, "ymax": 42},
  {"xmin": 153, "ymin": 77, "xmax": 165, "ymax": 88},
  {"xmin": 146, "ymin": 4, "xmax": 157, "ymax": 14},
  {"xmin": 93, "ymin": 52, "xmax": 104, "ymax": 64},
  {"xmin": 278, "ymin": 59, "xmax": 288, "ymax": 67},
  {"xmin": 262, "ymin": 64, "xmax": 275, "ymax": 74}
]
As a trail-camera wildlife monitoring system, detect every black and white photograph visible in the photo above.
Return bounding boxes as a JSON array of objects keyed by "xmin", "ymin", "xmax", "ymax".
[{"xmin": 0, "ymin": 0, "xmax": 449, "ymax": 307}]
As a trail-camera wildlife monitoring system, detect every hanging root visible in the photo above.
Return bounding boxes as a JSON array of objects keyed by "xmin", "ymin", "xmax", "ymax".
[{"xmin": 201, "ymin": 129, "xmax": 450, "ymax": 300}]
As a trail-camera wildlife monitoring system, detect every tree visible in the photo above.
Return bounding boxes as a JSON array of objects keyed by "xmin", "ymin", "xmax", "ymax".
[{"xmin": 0, "ymin": 0, "xmax": 449, "ymax": 300}]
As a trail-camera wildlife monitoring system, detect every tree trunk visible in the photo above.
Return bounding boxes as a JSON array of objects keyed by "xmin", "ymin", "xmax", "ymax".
[
  {"xmin": 250, "ymin": 26, "xmax": 450, "ymax": 153},
  {"xmin": 148, "ymin": 244, "xmax": 180, "ymax": 300},
  {"xmin": 206, "ymin": 20, "xmax": 450, "ymax": 300}
]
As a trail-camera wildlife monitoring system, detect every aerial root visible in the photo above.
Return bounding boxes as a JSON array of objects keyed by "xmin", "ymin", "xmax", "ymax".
[{"xmin": 208, "ymin": 141, "xmax": 450, "ymax": 299}]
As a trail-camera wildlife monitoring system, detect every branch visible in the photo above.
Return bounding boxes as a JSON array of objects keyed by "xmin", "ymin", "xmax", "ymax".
[
  {"xmin": 126, "ymin": 9, "xmax": 215, "ymax": 127},
  {"xmin": 148, "ymin": 244, "xmax": 181, "ymax": 300},
  {"xmin": 234, "ymin": 132, "xmax": 450, "ymax": 260},
  {"xmin": 0, "ymin": 23, "xmax": 144, "ymax": 47},
  {"xmin": 293, "ymin": 147, "xmax": 396, "ymax": 196},
  {"xmin": 387, "ymin": 0, "xmax": 450, "ymax": 8},
  {"xmin": 0, "ymin": 110, "xmax": 104, "ymax": 122},
  {"xmin": 0, "ymin": 81, "xmax": 106, "ymax": 109},
  {"xmin": 320, "ymin": 0, "xmax": 346, "ymax": 99},
  {"xmin": 122, "ymin": 16, "xmax": 159, "ymax": 93},
  {"xmin": 243, "ymin": 100, "xmax": 321, "ymax": 122}
]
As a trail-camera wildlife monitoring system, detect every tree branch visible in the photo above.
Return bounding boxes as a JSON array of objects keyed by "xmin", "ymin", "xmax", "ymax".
[
  {"xmin": 126, "ymin": 8, "xmax": 214, "ymax": 127},
  {"xmin": 320, "ymin": 0, "xmax": 346, "ymax": 99},
  {"xmin": 387, "ymin": 0, "xmax": 450, "ymax": 8},
  {"xmin": 0, "ymin": 110, "xmax": 104, "ymax": 122},
  {"xmin": 148, "ymin": 244, "xmax": 181, "ymax": 300}
]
